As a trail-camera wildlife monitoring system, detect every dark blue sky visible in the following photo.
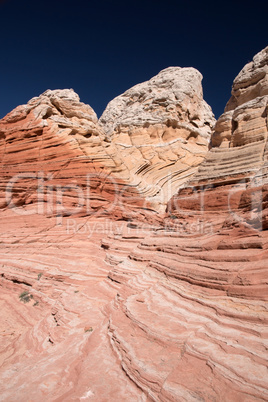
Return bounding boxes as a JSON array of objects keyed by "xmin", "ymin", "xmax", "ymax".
[{"xmin": 0, "ymin": 0, "xmax": 267, "ymax": 120}]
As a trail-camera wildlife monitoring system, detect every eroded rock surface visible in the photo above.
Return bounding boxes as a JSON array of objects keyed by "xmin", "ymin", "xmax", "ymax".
[
  {"xmin": 102, "ymin": 47, "xmax": 268, "ymax": 400},
  {"xmin": 0, "ymin": 67, "xmax": 215, "ymax": 215},
  {"xmin": 0, "ymin": 88, "xmax": 154, "ymax": 221},
  {"xmin": 0, "ymin": 48, "xmax": 268, "ymax": 401},
  {"xmin": 212, "ymin": 46, "xmax": 268, "ymax": 149},
  {"xmin": 100, "ymin": 67, "xmax": 215, "ymax": 209}
]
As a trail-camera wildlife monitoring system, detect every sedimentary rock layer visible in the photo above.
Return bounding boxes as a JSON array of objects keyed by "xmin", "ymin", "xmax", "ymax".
[
  {"xmin": 170, "ymin": 46, "xmax": 268, "ymax": 231},
  {"xmin": 0, "ymin": 213, "xmax": 149, "ymax": 400},
  {"xmin": 0, "ymin": 89, "xmax": 153, "ymax": 221},
  {"xmin": 98, "ymin": 46, "xmax": 268, "ymax": 400},
  {"xmin": 100, "ymin": 67, "xmax": 215, "ymax": 209},
  {"xmin": 0, "ymin": 68, "xmax": 215, "ymax": 217},
  {"xmin": 0, "ymin": 47, "xmax": 268, "ymax": 401}
]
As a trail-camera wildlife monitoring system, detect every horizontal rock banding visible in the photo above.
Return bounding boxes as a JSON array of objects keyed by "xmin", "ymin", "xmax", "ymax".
[{"xmin": 0, "ymin": 46, "xmax": 268, "ymax": 401}]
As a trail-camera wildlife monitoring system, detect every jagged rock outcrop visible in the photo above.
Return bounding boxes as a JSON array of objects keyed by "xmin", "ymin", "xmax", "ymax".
[
  {"xmin": 100, "ymin": 67, "xmax": 215, "ymax": 209},
  {"xmin": 100, "ymin": 67, "xmax": 214, "ymax": 136},
  {"xmin": 212, "ymin": 46, "xmax": 268, "ymax": 149},
  {"xmin": 0, "ymin": 68, "xmax": 215, "ymax": 216},
  {"xmin": 0, "ymin": 88, "xmax": 153, "ymax": 220},
  {"xmin": 171, "ymin": 46, "xmax": 268, "ymax": 230},
  {"xmin": 0, "ymin": 88, "xmax": 103, "ymax": 211},
  {"xmin": 0, "ymin": 47, "xmax": 268, "ymax": 401}
]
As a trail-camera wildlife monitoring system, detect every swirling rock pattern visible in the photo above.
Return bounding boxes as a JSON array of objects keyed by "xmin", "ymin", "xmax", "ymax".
[
  {"xmin": 104, "ymin": 47, "xmax": 268, "ymax": 400},
  {"xmin": 0, "ymin": 213, "xmax": 148, "ymax": 400},
  {"xmin": 0, "ymin": 67, "xmax": 215, "ymax": 215},
  {"xmin": 0, "ymin": 47, "xmax": 268, "ymax": 401},
  {"xmin": 100, "ymin": 67, "xmax": 215, "ymax": 210},
  {"xmin": 0, "ymin": 88, "xmax": 154, "ymax": 220}
]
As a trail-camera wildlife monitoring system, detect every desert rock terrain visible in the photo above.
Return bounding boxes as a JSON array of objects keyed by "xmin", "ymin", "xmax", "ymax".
[{"xmin": 0, "ymin": 46, "xmax": 267, "ymax": 401}]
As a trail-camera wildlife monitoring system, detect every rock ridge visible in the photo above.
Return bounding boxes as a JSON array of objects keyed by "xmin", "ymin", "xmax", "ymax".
[{"xmin": 0, "ymin": 66, "xmax": 216, "ymax": 213}]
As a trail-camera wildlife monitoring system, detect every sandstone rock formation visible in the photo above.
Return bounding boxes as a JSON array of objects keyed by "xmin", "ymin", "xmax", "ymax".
[
  {"xmin": 174, "ymin": 46, "xmax": 268, "ymax": 232},
  {"xmin": 0, "ymin": 68, "xmax": 215, "ymax": 216},
  {"xmin": 0, "ymin": 88, "xmax": 104, "ymax": 212},
  {"xmin": 98, "ymin": 46, "xmax": 268, "ymax": 401},
  {"xmin": 0, "ymin": 47, "xmax": 268, "ymax": 401},
  {"xmin": 100, "ymin": 67, "xmax": 215, "ymax": 210},
  {"xmin": 212, "ymin": 45, "xmax": 268, "ymax": 149},
  {"xmin": 0, "ymin": 88, "xmax": 153, "ymax": 221}
]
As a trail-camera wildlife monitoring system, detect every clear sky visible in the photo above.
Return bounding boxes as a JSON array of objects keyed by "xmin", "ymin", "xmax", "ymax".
[{"xmin": 0, "ymin": 0, "xmax": 267, "ymax": 120}]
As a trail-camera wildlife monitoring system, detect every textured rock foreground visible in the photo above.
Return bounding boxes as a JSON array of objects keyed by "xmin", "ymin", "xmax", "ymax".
[{"xmin": 0, "ymin": 47, "xmax": 267, "ymax": 401}]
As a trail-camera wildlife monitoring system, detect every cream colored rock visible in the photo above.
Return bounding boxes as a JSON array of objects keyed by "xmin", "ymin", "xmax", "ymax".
[
  {"xmin": 211, "ymin": 46, "xmax": 268, "ymax": 151},
  {"xmin": 226, "ymin": 46, "xmax": 268, "ymax": 111},
  {"xmin": 29, "ymin": 88, "xmax": 98, "ymax": 121},
  {"xmin": 30, "ymin": 89, "xmax": 105, "ymax": 142},
  {"xmin": 100, "ymin": 67, "xmax": 214, "ymax": 138},
  {"xmin": 99, "ymin": 67, "xmax": 216, "ymax": 208},
  {"xmin": 1, "ymin": 70, "xmax": 215, "ymax": 213},
  {"xmin": 171, "ymin": 45, "xmax": 268, "ymax": 231},
  {"xmin": 211, "ymin": 110, "xmax": 233, "ymax": 148}
]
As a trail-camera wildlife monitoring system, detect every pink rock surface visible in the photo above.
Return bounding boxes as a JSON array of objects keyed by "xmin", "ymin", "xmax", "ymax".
[{"xmin": 0, "ymin": 48, "xmax": 268, "ymax": 401}]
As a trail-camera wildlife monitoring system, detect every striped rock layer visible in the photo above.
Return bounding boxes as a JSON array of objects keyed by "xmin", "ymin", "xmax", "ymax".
[{"xmin": 0, "ymin": 46, "xmax": 267, "ymax": 401}]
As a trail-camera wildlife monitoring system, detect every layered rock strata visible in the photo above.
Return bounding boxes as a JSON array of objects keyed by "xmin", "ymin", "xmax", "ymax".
[
  {"xmin": 102, "ymin": 46, "xmax": 268, "ymax": 400},
  {"xmin": 0, "ymin": 213, "xmax": 149, "ymax": 400},
  {"xmin": 0, "ymin": 47, "xmax": 268, "ymax": 401},
  {"xmin": 0, "ymin": 68, "xmax": 215, "ymax": 217},
  {"xmin": 0, "ymin": 89, "xmax": 153, "ymax": 221},
  {"xmin": 170, "ymin": 46, "xmax": 268, "ymax": 231},
  {"xmin": 100, "ymin": 67, "xmax": 215, "ymax": 209}
]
